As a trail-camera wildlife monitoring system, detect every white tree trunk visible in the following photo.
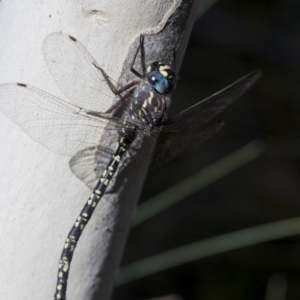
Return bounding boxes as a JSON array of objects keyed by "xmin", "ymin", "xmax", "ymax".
[{"xmin": 0, "ymin": 1, "xmax": 199, "ymax": 300}]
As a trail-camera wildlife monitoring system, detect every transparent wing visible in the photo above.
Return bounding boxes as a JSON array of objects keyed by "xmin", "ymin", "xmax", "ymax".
[
  {"xmin": 164, "ymin": 71, "xmax": 261, "ymax": 131},
  {"xmin": 69, "ymin": 132, "xmax": 156, "ymax": 189},
  {"xmin": 152, "ymin": 120, "xmax": 224, "ymax": 167},
  {"xmin": 0, "ymin": 83, "xmax": 123, "ymax": 156},
  {"xmin": 69, "ymin": 147, "xmax": 113, "ymax": 190},
  {"xmin": 69, "ymin": 131, "xmax": 161, "ymax": 189},
  {"xmin": 153, "ymin": 71, "xmax": 261, "ymax": 166},
  {"xmin": 43, "ymin": 32, "xmax": 118, "ymax": 112}
]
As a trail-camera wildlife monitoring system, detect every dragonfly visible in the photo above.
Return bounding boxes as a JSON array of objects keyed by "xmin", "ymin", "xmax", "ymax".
[{"xmin": 0, "ymin": 32, "xmax": 260, "ymax": 300}]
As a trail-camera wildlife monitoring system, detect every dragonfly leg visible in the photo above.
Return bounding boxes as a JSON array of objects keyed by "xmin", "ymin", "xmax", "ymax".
[
  {"xmin": 94, "ymin": 35, "xmax": 147, "ymax": 114},
  {"xmin": 130, "ymin": 35, "xmax": 145, "ymax": 79},
  {"xmin": 172, "ymin": 47, "xmax": 177, "ymax": 72},
  {"xmin": 93, "ymin": 63, "xmax": 139, "ymax": 113},
  {"xmin": 93, "ymin": 63, "xmax": 138, "ymax": 95},
  {"xmin": 105, "ymin": 88, "xmax": 135, "ymax": 114}
]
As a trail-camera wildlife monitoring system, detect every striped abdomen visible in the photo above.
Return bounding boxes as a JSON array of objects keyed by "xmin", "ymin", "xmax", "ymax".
[{"xmin": 54, "ymin": 133, "xmax": 134, "ymax": 300}]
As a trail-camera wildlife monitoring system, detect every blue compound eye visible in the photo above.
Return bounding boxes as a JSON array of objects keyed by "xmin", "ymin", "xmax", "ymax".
[
  {"xmin": 147, "ymin": 71, "xmax": 169, "ymax": 94},
  {"xmin": 146, "ymin": 62, "xmax": 176, "ymax": 94}
]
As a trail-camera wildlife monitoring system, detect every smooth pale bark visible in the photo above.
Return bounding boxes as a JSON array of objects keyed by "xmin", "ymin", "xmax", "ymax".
[{"xmin": 0, "ymin": 1, "xmax": 199, "ymax": 300}]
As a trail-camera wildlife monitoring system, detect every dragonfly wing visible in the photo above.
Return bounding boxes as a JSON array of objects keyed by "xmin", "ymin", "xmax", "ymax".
[
  {"xmin": 165, "ymin": 71, "xmax": 261, "ymax": 131},
  {"xmin": 152, "ymin": 71, "xmax": 261, "ymax": 166},
  {"xmin": 0, "ymin": 83, "xmax": 120, "ymax": 156},
  {"xmin": 152, "ymin": 120, "xmax": 223, "ymax": 167},
  {"xmin": 69, "ymin": 147, "xmax": 109, "ymax": 190},
  {"xmin": 43, "ymin": 32, "xmax": 117, "ymax": 112}
]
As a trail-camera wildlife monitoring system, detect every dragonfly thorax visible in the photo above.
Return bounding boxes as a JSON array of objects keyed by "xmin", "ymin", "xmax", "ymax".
[{"xmin": 131, "ymin": 83, "xmax": 168, "ymax": 130}]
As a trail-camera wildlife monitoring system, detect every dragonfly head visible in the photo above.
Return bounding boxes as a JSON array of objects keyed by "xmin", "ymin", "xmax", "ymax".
[{"xmin": 146, "ymin": 62, "xmax": 176, "ymax": 94}]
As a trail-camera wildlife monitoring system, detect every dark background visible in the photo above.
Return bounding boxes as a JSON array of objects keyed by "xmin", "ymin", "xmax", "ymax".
[{"xmin": 114, "ymin": 1, "xmax": 300, "ymax": 299}]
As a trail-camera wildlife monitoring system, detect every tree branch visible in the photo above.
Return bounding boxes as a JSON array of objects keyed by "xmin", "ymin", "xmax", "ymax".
[{"xmin": 0, "ymin": 1, "xmax": 200, "ymax": 300}]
